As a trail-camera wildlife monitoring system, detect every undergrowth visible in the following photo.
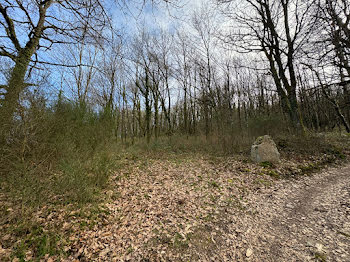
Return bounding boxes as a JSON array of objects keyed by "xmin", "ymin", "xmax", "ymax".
[
  {"xmin": 0, "ymin": 99, "xmax": 119, "ymax": 261},
  {"xmin": 0, "ymin": 94, "xmax": 349, "ymax": 260}
]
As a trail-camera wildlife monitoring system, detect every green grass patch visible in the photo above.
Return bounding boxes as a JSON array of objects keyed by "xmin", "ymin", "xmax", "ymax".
[
  {"xmin": 313, "ymin": 252, "xmax": 327, "ymax": 262},
  {"xmin": 259, "ymin": 161, "xmax": 274, "ymax": 168}
]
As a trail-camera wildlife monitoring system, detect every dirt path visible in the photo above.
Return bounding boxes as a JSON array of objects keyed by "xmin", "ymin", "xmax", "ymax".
[{"xmin": 242, "ymin": 164, "xmax": 350, "ymax": 261}]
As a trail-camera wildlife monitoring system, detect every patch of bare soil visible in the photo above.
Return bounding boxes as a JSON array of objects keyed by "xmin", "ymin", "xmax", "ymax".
[{"xmin": 243, "ymin": 164, "xmax": 350, "ymax": 262}]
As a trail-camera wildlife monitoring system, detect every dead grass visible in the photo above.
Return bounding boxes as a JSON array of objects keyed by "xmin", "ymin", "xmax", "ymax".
[
  {"xmin": 59, "ymin": 138, "xmax": 349, "ymax": 261},
  {"xmin": 0, "ymin": 132, "xmax": 349, "ymax": 261}
]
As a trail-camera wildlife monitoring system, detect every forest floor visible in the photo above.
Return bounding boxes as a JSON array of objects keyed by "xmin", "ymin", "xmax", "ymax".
[
  {"xmin": 1, "ymin": 135, "xmax": 350, "ymax": 261},
  {"xmin": 242, "ymin": 159, "xmax": 350, "ymax": 262}
]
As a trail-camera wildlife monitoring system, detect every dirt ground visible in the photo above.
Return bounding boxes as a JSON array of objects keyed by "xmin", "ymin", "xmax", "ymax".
[
  {"xmin": 1, "ymin": 153, "xmax": 349, "ymax": 261},
  {"xmin": 242, "ymin": 163, "xmax": 350, "ymax": 262},
  {"xmin": 64, "ymin": 157, "xmax": 350, "ymax": 262}
]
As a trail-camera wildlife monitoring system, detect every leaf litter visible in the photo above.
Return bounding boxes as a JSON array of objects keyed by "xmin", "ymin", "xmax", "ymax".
[{"xmin": 0, "ymin": 151, "xmax": 347, "ymax": 261}]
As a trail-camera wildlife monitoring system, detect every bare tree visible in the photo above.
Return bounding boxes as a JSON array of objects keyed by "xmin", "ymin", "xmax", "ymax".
[
  {"xmin": 174, "ymin": 29, "xmax": 194, "ymax": 134},
  {"xmin": 219, "ymin": 0, "xmax": 317, "ymax": 129},
  {"xmin": 149, "ymin": 30, "xmax": 174, "ymax": 135},
  {"xmin": 0, "ymin": 0, "xmax": 109, "ymax": 140},
  {"xmin": 305, "ymin": 0, "xmax": 350, "ymax": 132},
  {"xmin": 61, "ymin": 43, "xmax": 99, "ymax": 106},
  {"xmin": 192, "ymin": 5, "xmax": 218, "ymax": 137}
]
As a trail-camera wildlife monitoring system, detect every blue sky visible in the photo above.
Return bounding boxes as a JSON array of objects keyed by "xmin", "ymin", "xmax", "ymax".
[
  {"xmin": 0, "ymin": 0, "xmax": 215, "ymax": 103},
  {"xmin": 110, "ymin": 0, "xmax": 209, "ymax": 34}
]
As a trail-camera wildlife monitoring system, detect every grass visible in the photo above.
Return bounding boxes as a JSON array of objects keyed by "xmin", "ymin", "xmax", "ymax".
[
  {"xmin": 11, "ymin": 222, "xmax": 65, "ymax": 260},
  {"xmin": 150, "ymin": 226, "xmax": 215, "ymax": 257},
  {"xmin": 1, "ymin": 129, "xmax": 350, "ymax": 260},
  {"xmin": 173, "ymin": 232, "xmax": 190, "ymax": 249},
  {"xmin": 259, "ymin": 161, "xmax": 274, "ymax": 168},
  {"xmin": 209, "ymin": 180, "xmax": 220, "ymax": 189},
  {"xmin": 1, "ymin": 206, "xmax": 68, "ymax": 261},
  {"xmin": 0, "ymin": 203, "xmax": 112, "ymax": 261},
  {"xmin": 0, "ymin": 140, "xmax": 119, "ymax": 260},
  {"xmin": 2, "ymin": 92, "xmax": 349, "ymax": 260},
  {"xmin": 1, "ymin": 150, "xmax": 115, "ymax": 206},
  {"xmin": 314, "ymin": 251, "xmax": 327, "ymax": 262}
]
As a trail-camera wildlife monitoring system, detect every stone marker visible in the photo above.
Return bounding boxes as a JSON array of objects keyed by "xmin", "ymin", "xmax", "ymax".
[{"xmin": 251, "ymin": 135, "xmax": 280, "ymax": 163}]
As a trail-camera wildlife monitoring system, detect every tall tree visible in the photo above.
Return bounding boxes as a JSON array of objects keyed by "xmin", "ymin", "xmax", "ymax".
[
  {"xmin": 0, "ymin": 0, "xmax": 109, "ymax": 140},
  {"xmin": 306, "ymin": 0, "xmax": 350, "ymax": 132},
  {"xmin": 219, "ymin": 0, "xmax": 316, "ymax": 129}
]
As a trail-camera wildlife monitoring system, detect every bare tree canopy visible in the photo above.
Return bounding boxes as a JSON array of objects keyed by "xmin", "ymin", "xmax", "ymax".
[{"xmin": 0, "ymin": 0, "xmax": 110, "ymax": 141}]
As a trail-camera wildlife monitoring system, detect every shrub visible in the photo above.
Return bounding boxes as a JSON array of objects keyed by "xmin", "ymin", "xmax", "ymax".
[{"xmin": 0, "ymin": 92, "xmax": 117, "ymax": 206}]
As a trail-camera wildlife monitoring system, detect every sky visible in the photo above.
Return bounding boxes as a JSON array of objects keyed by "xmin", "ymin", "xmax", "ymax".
[
  {"xmin": 0, "ymin": 0, "xmax": 239, "ymax": 104},
  {"xmin": 14, "ymin": 0, "xmax": 199, "ymax": 104},
  {"xmin": 111, "ymin": 0, "xmax": 211, "ymax": 35},
  {"xmin": 1, "ymin": 0, "xmax": 346, "ymax": 107}
]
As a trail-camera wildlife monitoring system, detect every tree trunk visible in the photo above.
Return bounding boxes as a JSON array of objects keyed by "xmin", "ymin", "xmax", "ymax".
[
  {"xmin": 184, "ymin": 86, "xmax": 188, "ymax": 135},
  {"xmin": 145, "ymin": 88, "xmax": 151, "ymax": 144},
  {"xmin": 1, "ymin": 52, "xmax": 32, "ymax": 142},
  {"xmin": 154, "ymin": 95, "xmax": 159, "ymax": 139}
]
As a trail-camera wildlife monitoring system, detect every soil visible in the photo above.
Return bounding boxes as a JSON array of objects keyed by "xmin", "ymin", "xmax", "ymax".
[
  {"xmin": 2, "ymin": 155, "xmax": 349, "ymax": 261},
  {"xmin": 241, "ymin": 164, "xmax": 350, "ymax": 262},
  {"xmin": 67, "ymin": 159, "xmax": 350, "ymax": 261}
]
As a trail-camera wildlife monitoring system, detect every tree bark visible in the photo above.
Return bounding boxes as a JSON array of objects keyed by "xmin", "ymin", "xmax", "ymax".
[{"xmin": 1, "ymin": 50, "xmax": 33, "ymax": 141}]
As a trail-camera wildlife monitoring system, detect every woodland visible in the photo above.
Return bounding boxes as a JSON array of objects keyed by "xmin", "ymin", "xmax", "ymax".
[{"xmin": 0, "ymin": 0, "xmax": 350, "ymax": 260}]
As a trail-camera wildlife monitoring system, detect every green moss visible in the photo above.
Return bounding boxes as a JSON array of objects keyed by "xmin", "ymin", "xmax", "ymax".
[
  {"xmin": 255, "ymin": 179, "xmax": 273, "ymax": 187},
  {"xmin": 259, "ymin": 161, "xmax": 274, "ymax": 168},
  {"xmin": 126, "ymin": 246, "xmax": 134, "ymax": 255},
  {"xmin": 209, "ymin": 180, "xmax": 220, "ymax": 188},
  {"xmin": 298, "ymin": 163, "xmax": 318, "ymax": 174},
  {"xmin": 260, "ymin": 169, "xmax": 280, "ymax": 179},
  {"xmin": 314, "ymin": 252, "xmax": 327, "ymax": 262},
  {"xmin": 173, "ymin": 232, "xmax": 189, "ymax": 249}
]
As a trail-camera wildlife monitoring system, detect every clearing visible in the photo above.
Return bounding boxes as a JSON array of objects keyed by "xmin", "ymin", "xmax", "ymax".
[{"xmin": 1, "ymin": 143, "xmax": 350, "ymax": 261}]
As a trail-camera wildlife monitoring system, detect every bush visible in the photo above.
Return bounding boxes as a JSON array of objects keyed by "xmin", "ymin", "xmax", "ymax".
[{"xmin": 0, "ymin": 92, "xmax": 117, "ymax": 206}]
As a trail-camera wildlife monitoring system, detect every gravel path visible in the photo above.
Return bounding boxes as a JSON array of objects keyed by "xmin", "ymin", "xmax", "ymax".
[{"xmin": 243, "ymin": 164, "xmax": 350, "ymax": 261}]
